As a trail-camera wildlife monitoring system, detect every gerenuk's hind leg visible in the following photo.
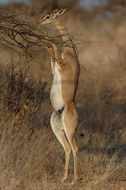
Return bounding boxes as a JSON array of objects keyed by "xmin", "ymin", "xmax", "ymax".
[
  {"xmin": 50, "ymin": 111, "xmax": 71, "ymax": 183},
  {"xmin": 62, "ymin": 102, "xmax": 78, "ymax": 183}
]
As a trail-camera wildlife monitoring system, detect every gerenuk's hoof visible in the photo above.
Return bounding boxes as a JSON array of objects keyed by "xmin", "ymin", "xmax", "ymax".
[
  {"xmin": 61, "ymin": 176, "xmax": 67, "ymax": 184},
  {"xmin": 72, "ymin": 176, "xmax": 77, "ymax": 184}
]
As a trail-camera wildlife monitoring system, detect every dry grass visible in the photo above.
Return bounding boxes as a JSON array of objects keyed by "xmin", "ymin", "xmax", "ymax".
[{"xmin": 0, "ymin": 1, "xmax": 126, "ymax": 190}]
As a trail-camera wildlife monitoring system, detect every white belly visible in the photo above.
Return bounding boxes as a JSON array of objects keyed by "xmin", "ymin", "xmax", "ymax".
[{"xmin": 50, "ymin": 63, "xmax": 64, "ymax": 111}]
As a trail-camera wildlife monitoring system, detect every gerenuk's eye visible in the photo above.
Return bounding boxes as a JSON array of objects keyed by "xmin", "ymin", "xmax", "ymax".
[{"xmin": 46, "ymin": 15, "xmax": 50, "ymax": 19}]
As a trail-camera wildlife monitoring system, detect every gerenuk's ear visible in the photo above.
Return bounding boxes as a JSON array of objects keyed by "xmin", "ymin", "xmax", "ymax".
[{"xmin": 56, "ymin": 8, "xmax": 67, "ymax": 17}]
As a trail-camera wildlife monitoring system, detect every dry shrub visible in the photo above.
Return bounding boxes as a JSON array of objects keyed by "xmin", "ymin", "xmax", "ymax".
[{"xmin": 0, "ymin": 64, "xmax": 48, "ymax": 113}]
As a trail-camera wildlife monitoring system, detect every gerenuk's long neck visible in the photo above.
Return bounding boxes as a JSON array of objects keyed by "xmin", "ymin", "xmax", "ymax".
[{"xmin": 53, "ymin": 18, "xmax": 74, "ymax": 51}]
